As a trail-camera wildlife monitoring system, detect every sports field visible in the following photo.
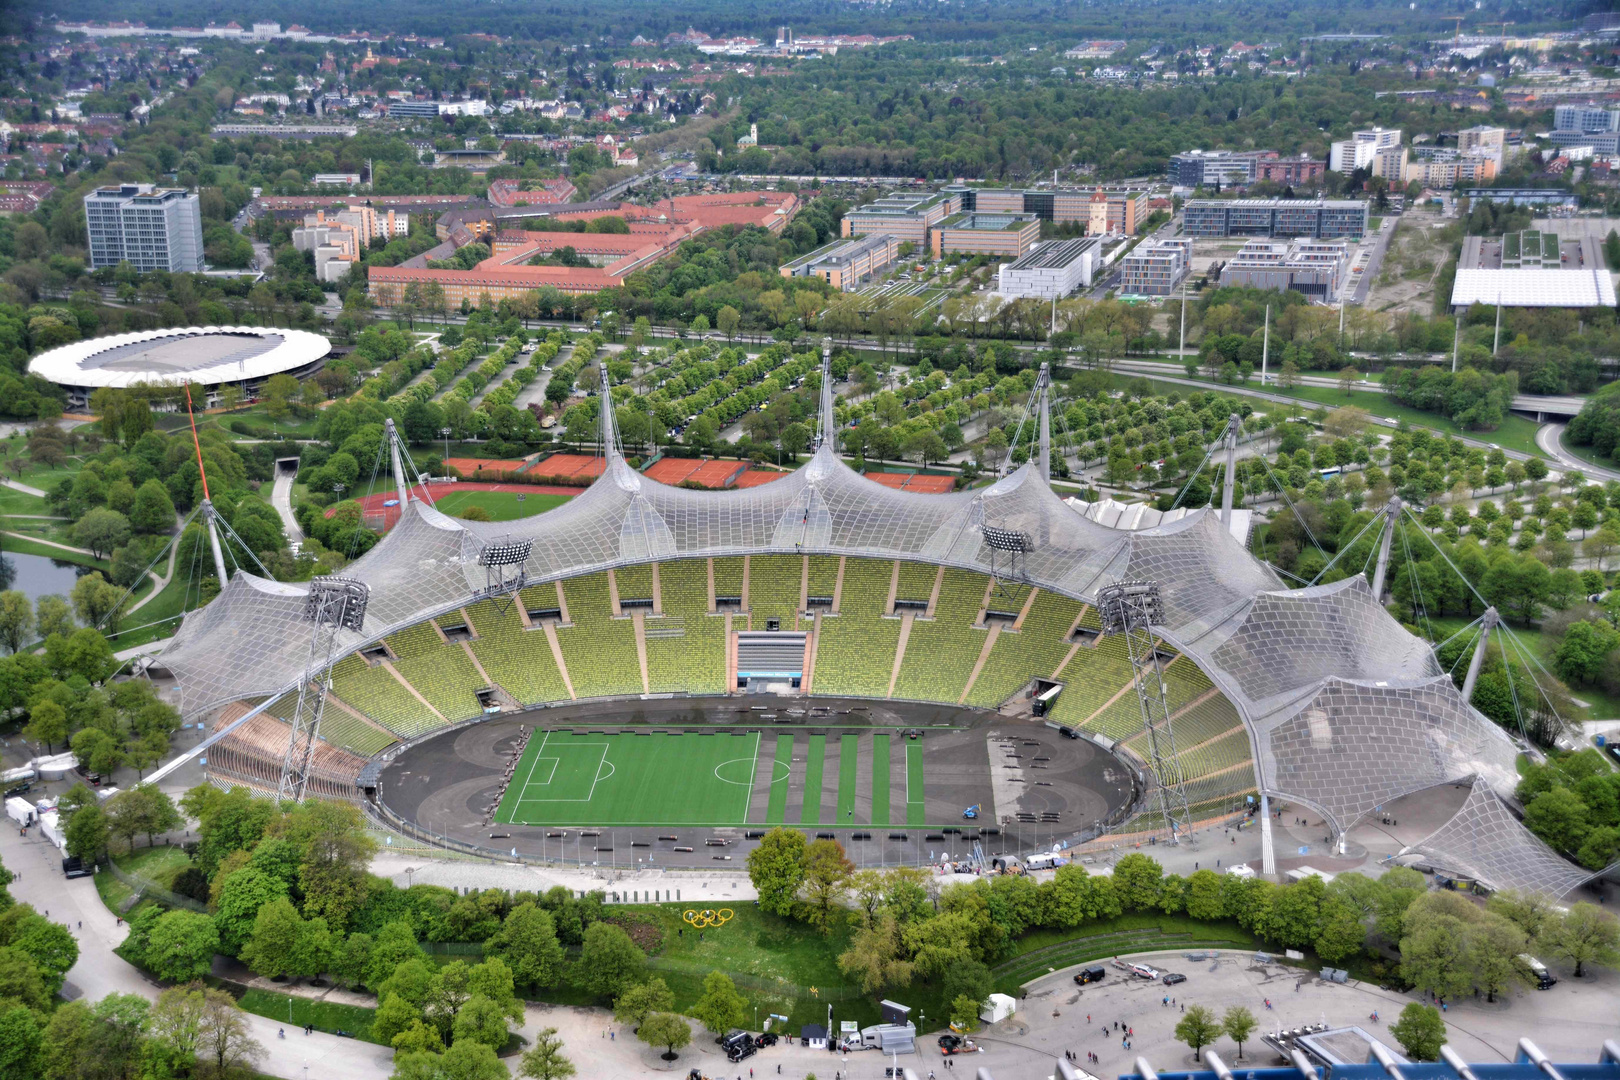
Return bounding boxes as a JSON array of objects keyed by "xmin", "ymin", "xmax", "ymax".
[
  {"xmin": 496, "ymin": 730, "xmax": 767, "ymax": 826},
  {"xmin": 430, "ymin": 490, "xmax": 572, "ymax": 521}
]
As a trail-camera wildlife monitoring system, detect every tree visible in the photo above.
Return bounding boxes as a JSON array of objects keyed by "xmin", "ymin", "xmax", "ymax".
[
  {"xmin": 746, "ymin": 827, "xmax": 806, "ymax": 917},
  {"xmin": 145, "ymin": 910, "xmax": 220, "ymax": 982},
  {"xmin": 636, "ymin": 1013, "xmax": 691, "ymax": 1061},
  {"xmin": 452, "ymin": 993, "xmax": 514, "ymax": 1051},
  {"xmin": 262, "ymin": 374, "xmax": 300, "ymax": 420},
  {"xmin": 24, "ymin": 699, "xmax": 67, "ymax": 754},
  {"xmin": 0, "ymin": 1004, "xmax": 42, "ymax": 1080},
  {"xmin": 1175, "ymin": 1005, "xmax": 1221, "ymax": 1061},
  {"xmin": 484, "ymin": 903, "xmax": 565, "ymax": 989},
  {"xmin": 104, "ymin": 785, "xmax": 181, "ymax": 850},
  {"xmin": 613, "ymin": 978, "xmax": 674, "ymax": 1030},
  {"xmin": 1554, "ymin": 621, "xmax": 1619, "ymax": 685},
  {"xmin": 394, "ymin": 1041, "xmax": 509, "ymax": 1080},
  {"xmin": 577, "ymin": 922, "xmax": 644, "ymax": 1001},
  {"xmin": 62, "ymin": 801, "xmax": 108, "ymax": 863},
  {"xmin": 688, "ymin": 971, "xmax": 748, "ymax": 1034},
  {"xmin": 1112, "ymin": 853, "xmax": 1164, "ymax": 911},
  {"xmin": 73, "ymin": 508, "xmax": 131, "ymax": 560},
  {"xmin": 35, "ymin": 596, "xmax": 72, "ymax": 641},
  {"xmin": 949, "ymin": 994, "xmax": 981, "ymax": 1032},
  {"xmin": 716, "ymin": 306, "xmax": 740, "ymax": 340},
  {"xmin": 800, "ymin": 838, "xmax": 854, "ymax": 932},
  {"xmin": 1223, "ymin": 1006, "xmax": 1256, "ymax": 1060},
  {"xmin": 837, "ymin": 915, "xmax": 914, "ymax": 993},
  {"xmin": 129, "ymin": 480, "xmax": 176, "ymax": 535},
  {"xmin": 240, "ymin": 898, "xmax": 304, "ymax": 979},
  {"xmin": 1389, "ymin": 1003, "xmax": 1446, "ymax": 1061},
  {"xmin": 147, "ymin": 985, "xmax": 206, "ymax": 1076},
  {"xmin": 519, "ymin": 1027, "xmax": 576, "ymax": 1080},
  {"xmin": 1542, "ymin": 902, "xmax": 1620, "ymax": 978},
  {"xmin": 212, "ymin": 866, "xmax": 291, "ymax": 955},
  {"xmin": 69, "ymin": 572, "xmax": 122, "ymax": 633},
  {"xmin": 0, "ymin": 592, "xmax": 32, "ymax": 654}
]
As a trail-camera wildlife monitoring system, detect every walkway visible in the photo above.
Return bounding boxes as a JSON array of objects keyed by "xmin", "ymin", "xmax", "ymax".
[{"xmin": 1, "ymin": 477, "xmax": 47, "ymax": 497}]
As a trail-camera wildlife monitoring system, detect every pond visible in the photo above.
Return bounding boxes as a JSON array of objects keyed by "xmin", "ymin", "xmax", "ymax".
[{"xmin": 0, "ymin": 549, "xmax": 95, "ymax": 602}]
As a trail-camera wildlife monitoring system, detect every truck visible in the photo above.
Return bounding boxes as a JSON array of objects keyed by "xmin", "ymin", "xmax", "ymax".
[{"xmin": 1518, "ymin": 954, "xmax": 1557, "ymax": 990}]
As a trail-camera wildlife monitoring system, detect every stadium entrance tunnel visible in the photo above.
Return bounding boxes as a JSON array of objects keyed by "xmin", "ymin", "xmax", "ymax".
[{"xmin": 369, "ymin": 697, "xmax": 1142, "ymax": 869}]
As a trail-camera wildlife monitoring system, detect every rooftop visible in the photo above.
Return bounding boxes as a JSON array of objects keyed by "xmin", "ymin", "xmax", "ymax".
[
  {"xmin": 1005, "ymin": 236, "xmax": 1101, "ymax": 270},
  {"xmin": 1451, "ymin": 267, "xmax": 1617, "ymax": 308},
  {"xmin": 938, "ymin": 212, "xmax": 1037, "ymax": 231}
]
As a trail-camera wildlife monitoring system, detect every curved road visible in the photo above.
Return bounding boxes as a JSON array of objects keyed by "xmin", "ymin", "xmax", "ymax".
[{"xmin": 1536, "ymin": 420, "xmax": 1620, "ymax": 483}]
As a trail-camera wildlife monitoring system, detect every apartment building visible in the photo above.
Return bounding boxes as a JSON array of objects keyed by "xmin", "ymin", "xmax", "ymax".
[
  {"xmin": 1219, "ymin": 238, "xmax": 1348, "ymax": 300},
  {"xmin": 1120, "ymin": 237, "xmax": 1192, "ymax": 296},
  {"xmin": 292, "ymin": 210, "xmax": 367, "ymax": 282},
  {"xmin": 779, "ymin": 234, "xmax": 900, "ymax": 290},
  {"xmin": 84, "ymin": 184, "xmax": 204, "ymax": 272},
  {"xmin": 929, "ymin": 213, "xmax": 1040, "ymax": 258},
  {"xmin": 1255, "ymin": 154, "xmax": 1329, "ymax": 185},
  {"xmin": 1404, "ymin": 152, "xmax": 1497, "ymax": 187},
  {"xmin": 1329, "ymin": 127, "xmax": 1402, "ymax": 174},
  {"xmin": 1182, "ymin": 199, "xmax": 1367, "ymax": 240},
  {"xmin": 1456, "ymin": 125, "xmax": 1508, "ymax": 163},
  {"xmin": 841, "ymin": 192, "xmax": 959, "ymax": 245}
]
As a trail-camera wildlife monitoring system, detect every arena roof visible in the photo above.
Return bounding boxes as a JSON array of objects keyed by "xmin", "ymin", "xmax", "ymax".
[
  {"xmin": 156, "ymin": 393, "xmax": 1596, "ymax": 896},
  {"xmin": 27, "ymin": 326, "xmax": 330, "ymax": 391},
  {"xmin": 1450, "ymin": 267, "xmax": 1618, "ymax": 308}
]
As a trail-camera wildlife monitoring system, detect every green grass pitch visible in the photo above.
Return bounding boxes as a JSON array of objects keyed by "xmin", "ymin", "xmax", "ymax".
[
  {"xmin": 427, "ymin": 490, "xmax": 573, "ymax": 522},
  {"xmin": 495, "ymin": 730, "xmax": 767, "ymax": 827}
]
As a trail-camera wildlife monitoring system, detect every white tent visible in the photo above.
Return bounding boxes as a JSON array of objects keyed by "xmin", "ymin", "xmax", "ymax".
[{"xmin": 980, "ymin": 993, "xmax": 1016, "ymax": 1024}]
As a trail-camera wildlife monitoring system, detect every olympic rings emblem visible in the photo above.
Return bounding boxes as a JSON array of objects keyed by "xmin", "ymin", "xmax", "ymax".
[{"xmin": 682, "ymin": 908, "xmax": 734, "ymax": 929}]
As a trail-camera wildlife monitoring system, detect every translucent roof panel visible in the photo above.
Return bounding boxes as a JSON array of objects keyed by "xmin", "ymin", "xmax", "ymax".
[
  {"xmin": 1402, "ymin": 777, "xmax": 1603, "ymax": 899},
  {"xmin": 1186, "ymin": 577, "xmax": 1441, "ymax": 715},
  {"xmin": 1253, "ymin": 676, "xmax": 1522, "ymax": 834},
  {"xmin": 1450, "ymin": 267, "xmax": 1617, "ymax": 309}
]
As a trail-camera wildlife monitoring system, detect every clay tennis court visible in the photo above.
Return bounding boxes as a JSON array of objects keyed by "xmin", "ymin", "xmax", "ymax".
[
  {"xmin": 863, "ymin": 471, "xmax": 957, "ymax": 493},
  {"xmin": 643, "ymin": 457, "xmax": 748, "ymax": 488}
]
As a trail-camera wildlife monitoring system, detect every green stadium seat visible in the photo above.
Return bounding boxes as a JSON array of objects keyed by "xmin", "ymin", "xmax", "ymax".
[
  {"xmin": 748, "ymin": 554, "xmax": 802, "ymax": 628},
  {"xmin": 893, "ymin": 568, "xmax": 990, "ymax": 703},
  {"xmin": 554, "ymin": 573, "xmax": 643, "ymax": 699},
  {"xmin": 647, "ymin": 559, "xmax": 727, "ymax": 695},
  {"xmin": 328, "ymin": 653, "xmax": 434, "ymax": 737},
  {"xmin": 812, "ymin": 558, "xmax": 900, "ymax": 697},
  {"xmin": 965, "ymin": 589, "xmax": 1083, "ymax": 707},
  {"xmin": 464, "ymin": 600, "xmax": 571, "ymax": 707}
]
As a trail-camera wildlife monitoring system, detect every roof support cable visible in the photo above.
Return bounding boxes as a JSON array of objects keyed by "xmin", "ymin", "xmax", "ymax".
[
  {"xmin": 1241, "ymin": 418, "xmax": 1327, "ymax": 562},
  {"xmin": 95, "ymin": 503, "xmax": 203, "ymax": 633},
  {"xmin": 1306, "ymin": 507, "xmax": 1387, "ymax": 587},
  {"xmin": 345, "ymin": 435, "xmax": 391, "ymax": 562},
  {"xmin": 1399, "ymin": 525, "xmax": 1437, "ymax": 644},
  {"xmin": 214, "ymin": 510, "xmax": 274, "ymax": 579},
  {"xmin": 1496, "ymin": 624, "xmax": 1534, "ymax": 746},
  {"xmin": 1498, "ymin": 621, "xmax": 1570, "ymax": 740}
]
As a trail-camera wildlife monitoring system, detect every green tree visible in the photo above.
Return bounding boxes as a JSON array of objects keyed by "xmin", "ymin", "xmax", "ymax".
[
  {"xmin": 484, "ymin": 903, "xmax": 565, "ymax": 989},
  {"xmin": 746, "ymin": 827, "xmax": 807, "ymax": 917},
  {"xmin": 23, "ymin": 699, "xmax": 67, "ymax": 754},
  {"xmin": 519, "ymin": 1027, "xmax": 576, "ymax": 1080},
  {"xmin": 1389, "ymin": 1003, "xmax": 1446, "ymax": 1061},
  {"xmin": 1112, "ymin": 853, "xmax": 1164, "ymax": 911},
  {"xmin": 1175, "ymin": 1004, "xmax": 1221, "ymax": 1061},
  {"xmin": 613, "ymin": 978, "xmax": 674, "ymax": 1029},
  {"xmin": 213, "ymin": 866, "xmax": 290, "ymax": 955},
  {"xmin": 688, "ymin": 971, "xmax": 748, "ymax": 1034},
  {"xmin": 451, "ymin": 993, "xmax": 514, "ymax": 1050},
  {"xmin": 240, "ymin": 898, "xmax": 304, "ymax": 979},
  {"xmin": 577, "ymin": 922, "xmax": 644, "ymax": 1001},
  {"xmin": 716, "ymin": 306, "xmax": 740, "ymax": 340},
  {"xmin": 62, "ymin": 801, "xmax": 108, "ymax": 862},
  {"xmin": 0, "ymin": 1003, "xmax": 42, "ymax": 1080},
  {"xmin": 72, "ymin": 508, "xmax": 131, "ymax": 560},
  {"xmin": 69, "ymin": 572, "xmax": 123, "ymax": 632},
  {"xmin": 129, "ymin": 480, "xmax": 176, "ymax": 535},
  {"xmin": 0, "ymin": 592, "xmax": 33, "ymax": 654},
  {"xmin": 1223, "ymin": 1006, "xmax": 1257, "ymax": 1060},
  {"xmin": 145, "ymin": 910, "xmax": 220, "ymax": 982},
  {"xmin": 949, "ymin": 994, "xmax": 981, "ymax": 1032},
  {"xmin": 393, "ymin": 1040, "xmax": 509, "ymax": 1080},
  {"xmin": 800, "ymin": 838, "xmax": 854, "ymax": 932},
  {"xmin": 636, "ymin": 1013, "xmax": 691, "ymax": 1061},
  {"xmin": 1541, "ymin": 902, "xmax": 1620, "ymax": 977}
]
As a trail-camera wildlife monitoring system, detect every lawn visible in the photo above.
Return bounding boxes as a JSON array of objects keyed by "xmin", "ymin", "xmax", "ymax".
[
  {"xmin": 110, "ymin": 843, "xmax": 191, "ymax": 881},
  {"xmin": 0, "ymin": 487, "xmax": 52, "ymax": 516},
  {"xmin": 428, "ymin": 490, "xmax": 572, "ymax": 522},
  {"xmin": 233, "ymin": 989, "xmax": 386, "ymax": 1044},
  {"xmin": 0, "ymin": 533, "xmax": 109, "ymax": 572},
  {"xmin": 496, "ymin": 730, "xmax": 764, "ymax": 827},
  {"xmin": 989, "ymin": 913, "xmax": 1257, "ymax": 993}
]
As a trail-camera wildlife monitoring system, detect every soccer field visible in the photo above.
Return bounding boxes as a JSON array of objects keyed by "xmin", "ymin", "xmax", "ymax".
[
  {"xmin": 430, "ymin": 490, "xmax": 572, "ymax": 521},
  {"xmin": 495, "ymin": 730, "xmax": 767, "ymax": 827}
]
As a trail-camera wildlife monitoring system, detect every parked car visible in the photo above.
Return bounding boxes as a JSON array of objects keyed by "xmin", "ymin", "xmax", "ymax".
[
  {"xmin": 1073, "ymin": 966, "xmax": 1107, "ymax": 986},
  {"xmin": 1162, "ymin": 972, "xmax": 1187, "ymax": 986},
  {"xmin": 1130, "ymin": 963, "xmax": 1161, "ymax": 980}
]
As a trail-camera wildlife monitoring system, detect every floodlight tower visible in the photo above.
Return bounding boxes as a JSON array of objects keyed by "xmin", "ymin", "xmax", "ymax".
[
  {"xmin": 479, "ymin": 536, "xmax": 534, "ymax": 613},
  {"xmin": 1098, "ymin": 580, "xmax": 1193, "ymax": 845},
  {"xmin": 278, "ymin": 576, "xmax": 370, "ymax": 802},
  {"xmin": 980, "ymin": 523, "xmax": 1034, "ymax": 588}
]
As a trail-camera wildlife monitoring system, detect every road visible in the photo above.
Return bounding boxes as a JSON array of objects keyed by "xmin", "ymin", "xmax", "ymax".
[
  {"xmin": 1536, "ymin": 420, "xmax": 1620, "ymax": 482},
  {"xmin": 1349, "ymin": 215, "xmax": 1396, "ymax": 306},
  {"xmin": 271, "ymin": 467, "xmax": 305, "ymax": 544}
]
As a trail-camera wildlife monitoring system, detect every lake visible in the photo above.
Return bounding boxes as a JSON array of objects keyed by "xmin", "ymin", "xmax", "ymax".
[{"xmin": 0, "ymin": 550, "xmax": 94, "ymax": 602}]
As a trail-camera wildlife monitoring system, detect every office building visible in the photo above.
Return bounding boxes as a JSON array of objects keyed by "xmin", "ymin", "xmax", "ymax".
[
  {"xmin": 84, "ymin": 184, "xmax": 204, "ymax": 272},
  {"xmin": 1329, "ymin": 127, "xmax": 1402, "ymax": 174},
  {"xmin": 388, "ymin": 100, "xmax": 442, "ymax": 118},
  {"xmin": 841, "ymin": 192, "xmax": 959, "ymax": 246},
  {"xmin": 292, "ymin": 209, "xmax": 372, "ymax": 282},
  {"xmin": 996, "ymin": 237, "xmax": 1102, "ymax": 299},
  {"xmin": 1554, "ymin": 105, "xmax": 1620, "ymax": 134},
  {"xmin": 1219, "ymin": 238, "xmax": 1349, "ymax": 300},
  {"xmin": 1460, "ymin": 188, "xmax": 1577, "ymax": 209},
  {"xmin": 779, "ymin": 234, "xmax": 900, "ymax": 290},
  {"xmin": 1255, "ymin": 154, "xmax": 1328, "ymax": 185},
  {"xmin": 947, "ymin": 186, "xmax": 1148, "ymax": 235},
  {"xmin": 1168, "ymin": 149, "xmax": 1265, "ymax": 189},
  {"xmin": 930, "ymin": 213, "xmax": 1040, "ymax": 258},
  {"xmin": 1182, "ymin": 199, "xmax": 1367, "ymax": 240},
  {"xmin": 1120, "ymin": 237, "xmax": 1192, "ymax": 296}
]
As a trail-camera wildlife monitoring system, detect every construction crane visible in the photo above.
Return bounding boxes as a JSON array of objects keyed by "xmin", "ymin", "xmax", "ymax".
[{"xmin": 1445, "ymin": 15, "xmax": 1464, "ymax": 42}]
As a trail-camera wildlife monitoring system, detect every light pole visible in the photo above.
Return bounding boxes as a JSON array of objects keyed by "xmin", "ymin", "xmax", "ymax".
[
  {"xmin": 404, "ymin": 866, "xmax": 417, "ymax": 888},
  {"xmin": 440, "ymin": 427, "xmax": 452, "ymax": 463}
]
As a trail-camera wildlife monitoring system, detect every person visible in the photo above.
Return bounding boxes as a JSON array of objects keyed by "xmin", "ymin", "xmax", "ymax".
[{"xmin": 278, "ymin": 1029, "xmax": 285, "ymax": 1039}]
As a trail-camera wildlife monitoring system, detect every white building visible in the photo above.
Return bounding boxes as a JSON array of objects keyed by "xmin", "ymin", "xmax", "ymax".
[
  {"xmin": 997, "ymin": 237, "xmax": 1102, "ymax": 299},
  {"xmin": 83, "ymin": 184, "xmax": 204, "ymax": 272},
  {"xmin": 1329, "ymin": 127, "xmax": 1403, "ymax": 174}
]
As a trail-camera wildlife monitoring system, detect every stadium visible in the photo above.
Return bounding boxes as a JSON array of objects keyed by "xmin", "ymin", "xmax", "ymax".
[
  {"xmin": 151, "ymin": 361, "xmax": 1599, "ymax": 896},
  {"xmin": 26, "ymin": 326, "xmax": 330, "ymax": 411}
]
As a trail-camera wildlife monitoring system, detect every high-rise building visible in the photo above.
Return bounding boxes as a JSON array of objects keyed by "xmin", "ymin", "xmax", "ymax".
[
  {"xmin": 1182, "ymin": 198, "xmax": 1367, "ymax": 240},
  {"xmin": 1554, "ymin": 105, "xmax": 1620, "ymax": 134},
  {"xmin": 83, "ymin": 184, "xmax": 204, "ymax": 272},
  {"xmin": 1329, "ymin": 127, "xmax": 1402, "ymax": 174}
]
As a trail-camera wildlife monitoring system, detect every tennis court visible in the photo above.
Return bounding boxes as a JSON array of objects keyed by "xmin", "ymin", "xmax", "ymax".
[{"xmin": 495, "ymin": 730, "xmax": 765, "ymax": 826}]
